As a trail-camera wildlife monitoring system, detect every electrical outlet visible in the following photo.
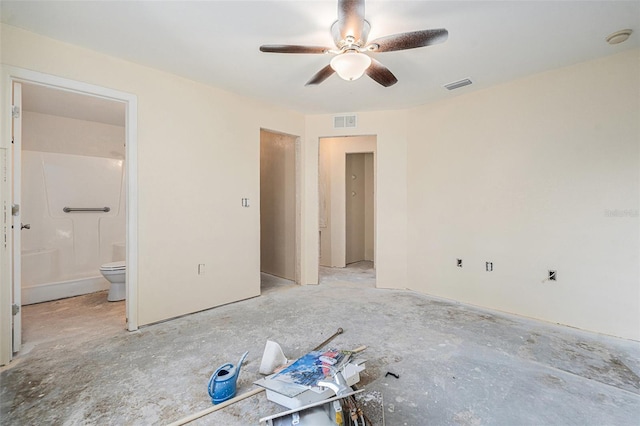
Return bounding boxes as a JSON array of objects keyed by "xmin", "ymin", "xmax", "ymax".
[
  {"xmin": 486, "ymin": 262, "xmax": 493, "ymax": 272},
  {"xmin": 548, "ymin": 270, "xmax": 557, "ymax": 281},
  {"xmin": 456, "ymin": 259, "xmax": 463, "ymax": 267},
  {"xmin": 198, "ymin": 264, "xmax": 205, "ymax": 275}
]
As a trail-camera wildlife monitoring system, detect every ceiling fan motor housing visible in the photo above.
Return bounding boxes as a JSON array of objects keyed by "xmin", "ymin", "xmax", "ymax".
[{"xmin": 331, "ymin": 20, "xmax": 371, "ymax": 49}]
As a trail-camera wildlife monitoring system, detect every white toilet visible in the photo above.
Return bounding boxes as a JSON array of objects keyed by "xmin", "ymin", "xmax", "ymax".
[{"xmin": 100, "ymin": 261, "xmax": 126, "ymax": 302}]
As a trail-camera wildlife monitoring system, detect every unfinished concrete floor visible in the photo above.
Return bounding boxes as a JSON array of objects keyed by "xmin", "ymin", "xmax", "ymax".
[{"xmin": 1, "ymin": 263, "xmax": 639, "ymax": 425}]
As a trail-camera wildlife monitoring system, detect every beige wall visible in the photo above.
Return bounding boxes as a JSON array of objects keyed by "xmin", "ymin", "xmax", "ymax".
[
  {"xmin": 307, "ymin": 116, "xmax": 407, "ymax": 287},
  {"xmin": 1, "ymin": 24, "xmax": 305, "ymax": 326},
  {"xmin": 260, "ymin": 129, "xmax": 296, "ymax": 280},
  {"xmin": 406, "ymin": 49, "xmax": 640, "ymax": 340}
]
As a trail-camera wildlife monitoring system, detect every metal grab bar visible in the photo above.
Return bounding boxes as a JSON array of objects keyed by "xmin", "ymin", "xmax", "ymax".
[{"xmin": 63, "ymin": 207, "xmax": 110, "ymax": 213}]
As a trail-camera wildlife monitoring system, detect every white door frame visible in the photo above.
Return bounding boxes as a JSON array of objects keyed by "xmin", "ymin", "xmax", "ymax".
[
  {"xmin": 11, "ymin": 82, "xmax": 23, "ymax": 353},
  {"xmin": 0, "ymin": 66, "xmax": 139, "ymax": 365}
]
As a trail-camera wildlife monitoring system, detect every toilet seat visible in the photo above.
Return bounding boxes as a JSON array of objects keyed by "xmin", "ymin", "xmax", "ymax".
[{"xmin": 100, "ymin": 261, "xmax": 126, "ymax": 271}]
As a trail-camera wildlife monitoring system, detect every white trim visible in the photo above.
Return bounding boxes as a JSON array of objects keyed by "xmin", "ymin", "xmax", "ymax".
[
  {"xmin": 124, "ymin": 91, "xmax": 138, "ymax": 332},
  {"xmin": 0, "ymin": 66, "xmax": 139, "ymax": 365},
  {"xmin": 11, "ymin": 81, "xmax": 23, "ymax": 352}
]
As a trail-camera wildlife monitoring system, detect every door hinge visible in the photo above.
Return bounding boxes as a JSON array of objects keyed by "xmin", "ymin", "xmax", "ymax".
[
  {"xmin": 11, "ymin": 105, "xmax": 20, "ymax": 119},
  {"xmin": 12, "ymin": 304, "xmax": 20, "ymax": 316}
]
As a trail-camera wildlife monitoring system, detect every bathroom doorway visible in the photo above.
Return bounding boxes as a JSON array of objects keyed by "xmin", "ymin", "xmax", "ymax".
[
  {"xmin": 19, "ymin": 83, "xmax": 127, "ymax": 304},
  {"xmin": 259, "ymin": 129, "xmax": 301, "ymax": 289},
  {"xmin": 2, "ymin": 68, "xmax": 138, "ymax": 364}
]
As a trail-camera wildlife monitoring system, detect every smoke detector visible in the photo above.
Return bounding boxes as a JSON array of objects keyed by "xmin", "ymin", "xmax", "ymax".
[{"xmin": 606, "ymin": 29, "xmax": 632, "ymax": 45}]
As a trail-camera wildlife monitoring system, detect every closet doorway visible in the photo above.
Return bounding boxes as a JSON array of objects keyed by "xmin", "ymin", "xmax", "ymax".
[
  {"xmin": 345, "ymin": 152, "xmax": 374, "ymax": 265},
  {"xmin": 259, "ymin": 129, "xmax": 300, "ymax": 287}
]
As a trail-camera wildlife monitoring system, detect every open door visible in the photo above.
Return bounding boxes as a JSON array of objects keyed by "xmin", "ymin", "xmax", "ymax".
[{"xmin": 11, "ymin": 81, "xmax": 22, "ymax": 353}]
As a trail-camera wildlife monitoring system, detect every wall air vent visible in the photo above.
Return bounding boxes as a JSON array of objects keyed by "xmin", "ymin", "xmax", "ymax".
[
  {"xmin": 444, "ymin": 78, "xmax": 473, "ymax": 91},
  {"xmin": 334, "ymin": 114, "xmax": 357, "ymax": 128}
]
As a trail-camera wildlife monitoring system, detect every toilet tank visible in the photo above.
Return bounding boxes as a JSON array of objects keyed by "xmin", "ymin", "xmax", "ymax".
[{"xmin": 112, "ymin": 243, "xmax": 126, "ymax": 262}]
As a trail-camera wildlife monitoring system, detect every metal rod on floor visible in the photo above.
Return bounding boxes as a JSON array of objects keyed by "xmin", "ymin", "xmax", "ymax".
[
  {"xmin": 312, "ymin": 327, "xmax": 344, "ymax": 351},
  {"xmin": 166, "ymin": 387, "xmax": 265, "ymax": 426}
]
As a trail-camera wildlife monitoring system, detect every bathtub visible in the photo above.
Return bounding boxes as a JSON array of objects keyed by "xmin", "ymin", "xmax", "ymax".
[
  {"xmin": 21, "ymin": 247, "xmax": 60, "ymax": 287},
  {"xmin": 21, "ymin": 247, "xmax": 109, "ymax": 305}
]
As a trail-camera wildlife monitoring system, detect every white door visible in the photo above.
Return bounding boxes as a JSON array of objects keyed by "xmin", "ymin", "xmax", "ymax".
[{"xmin": 11, "ymin": 82, "xmax": 22, "ymax": 353}]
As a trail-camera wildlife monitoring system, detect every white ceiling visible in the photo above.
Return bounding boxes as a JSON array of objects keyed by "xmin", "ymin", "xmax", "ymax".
[
  {"xmin": 2, "ymin": 1, "xmax": 639, "ymax": 115},
  {"xmin": 21, "ymin": 83, "xmax": 126, "ymax": 126}
]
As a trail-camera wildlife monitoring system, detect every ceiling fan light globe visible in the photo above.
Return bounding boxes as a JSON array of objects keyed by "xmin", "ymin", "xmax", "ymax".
[{"xmin": 330, "ymin": 52, "xmax": 372, "ymax": 81}]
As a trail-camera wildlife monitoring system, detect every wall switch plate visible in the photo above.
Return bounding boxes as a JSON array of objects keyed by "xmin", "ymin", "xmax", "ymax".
[
  {"xmin": 241, "ymin": 198, "xmax": 250, "ymax": 207},
  {"xmin": 456, "ymin": 259, "xmax": 463, "ymax": 267},
  {"xmin": 486, "ymin": 262, "xmax": 493, "ymax": 272},
  {"xmin": 198, "ymin": 264, "xmax": 205, "ymax": 275},
  {"xmin": 548, "ymin": 270, "xmax": 557, "ymax": 281}
]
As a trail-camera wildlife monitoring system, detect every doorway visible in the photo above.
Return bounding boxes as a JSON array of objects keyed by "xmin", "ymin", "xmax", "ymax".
[
  {"xmin": 346, "ymin": 153, "xmax": 374, "ymax": 265},
  {"xmin": 318, "ymin": 136, "xmax": 376, "ymax": 274},
  {"xmin": 1, "ymin": 67, "xmax": 138, "ymax": 365},
  {"xmin": 259, "ymin": 129, "xmax": 300, "ymax": 289},
  {"xmin": 19, "ymin": 83, "xmax": 126, "ymax": 304}
]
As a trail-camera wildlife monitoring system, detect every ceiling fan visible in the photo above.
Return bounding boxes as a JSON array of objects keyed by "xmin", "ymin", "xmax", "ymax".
[{"xmin": 259, "ymin": 0, "xmax": 448, "ymax": 87}]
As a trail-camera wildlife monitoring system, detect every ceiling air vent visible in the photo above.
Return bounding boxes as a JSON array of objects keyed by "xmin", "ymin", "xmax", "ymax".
[
  {"xmin": 444, "ymin": 78, "xmax": 473, "ymax": 91},
  {"xmin": 334, "ymin": 114, "xmax": 357, "ymax": 128}
]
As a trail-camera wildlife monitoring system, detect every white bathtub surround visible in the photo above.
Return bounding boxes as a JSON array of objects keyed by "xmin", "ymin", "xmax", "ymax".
[
  {"xmin": 21, "ymin": 247, "xmax": 60, "ymax": 287},
  {"xmin": 20, "ymin": 247, "xmax": 108, "ymax": 305},
  {"xmin": 21, "ymin": 150, "xmax": 126, "ymax": 304},
  {"xmin": 21, "ymin": 276, "xmax": 108, "ymax": 305}
]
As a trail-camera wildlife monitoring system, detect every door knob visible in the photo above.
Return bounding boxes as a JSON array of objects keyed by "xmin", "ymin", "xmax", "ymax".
[{"xmin": 21, "ymin": 223, "xmax": 30, "ymax": 230}]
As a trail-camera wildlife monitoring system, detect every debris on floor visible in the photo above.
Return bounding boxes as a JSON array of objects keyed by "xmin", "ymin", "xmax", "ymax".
[
  {"xmin": 260, "ymin": 341, "xmax": 288, "ymax": 375},
  {"xmin": 255, "ymin": 348, "xmax": 365, "ymax": 407},
  {"xmin": 255, "ymin": 339, "xmax": 381, "ymax": 425},
  {"xmin": 207, "ymin": 351, "xmax": 249, "ymax": 404}
]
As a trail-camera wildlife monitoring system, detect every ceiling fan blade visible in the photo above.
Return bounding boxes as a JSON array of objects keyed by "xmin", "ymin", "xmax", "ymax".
[
  {"xmin": 338, "ymin": 0, "xmax": 365, "ymax": 41},
  {"xmin": 260, "ymin": 45, "xmax": 331, "ymax": 54},
  {"xmin": 367, "ymin": 29, "xmax": 448, "ymax": 52},
  {"xmin": 305, "ymin": 64, "xmax": 336, "ymax": 86},
  {"xmin": 365, "ymin": 58, "xmax": 398, "ymax": 87}
]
